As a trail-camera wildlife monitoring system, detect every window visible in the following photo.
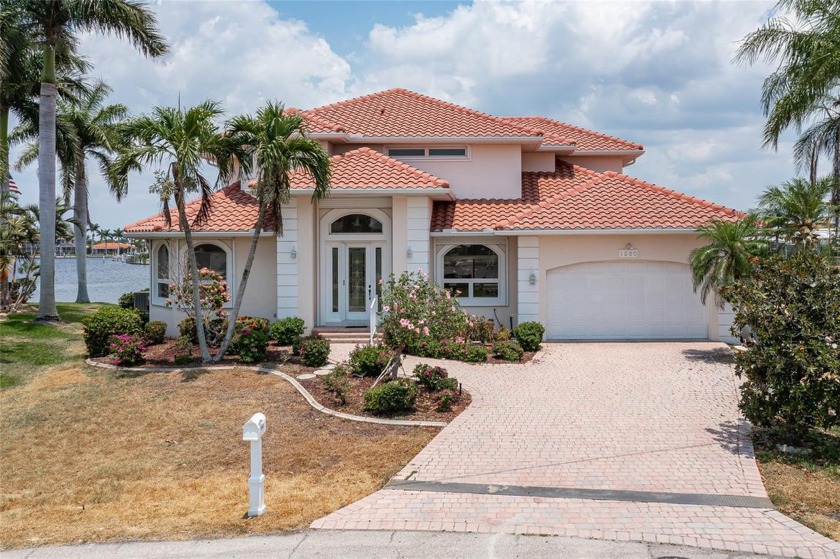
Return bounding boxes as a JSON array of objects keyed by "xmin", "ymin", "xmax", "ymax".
[
  {"xmin": 387, "ymin": 146, "xmax": 467, "ymax": 159},
  {"xmin": 330, "ymin": 214, "xmax": 383, "ymax": 234},
  {"xmin": 195, "ymin": 244, "xmax": 227, "ymax": 278},
  {"xmin": 442, "ymin": 244, "xmax": 502, "ymax": 302},
  {"xmin": 155, "ymin": 244, "xmax": 170, "ymax": 300}
]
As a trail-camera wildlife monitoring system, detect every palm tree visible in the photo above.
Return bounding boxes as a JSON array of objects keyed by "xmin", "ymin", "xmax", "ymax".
[
  {"xmin": 13, "ymin": 81, "xmax": 127, "ymax": 302},
  {"xmin": 758, "ymin": 176, "xmax": 835, "ymax": 246},
  {"xmin": 111, "ymin": 101, "xmax": 249, "ymax": 363},
  {"xmin": 689, "ymin": 215, "xmax": 768, "ymax": 306},
  {"xmin": 213, "ymin": 102, "xmax": 331, "ymax": 361},
  {"xmin": 735, "ymin": 0, "xmax": 840, "ymax": 232},
  {"xmin": 14, "ymin": 0, "xmax": 168, "ymax": 322}
]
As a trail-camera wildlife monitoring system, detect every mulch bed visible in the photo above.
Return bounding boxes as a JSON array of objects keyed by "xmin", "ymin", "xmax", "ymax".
[
  {"xmin": 90, "ymin": 338, "xmax": 315, "ymax": 375},
  {"xmin": 486, "ymin": 350, "xmax": 537, "ymax": 365},
  {"xmin": 299, "ymin": 373, "xmax": 472, "ymax": 423}
]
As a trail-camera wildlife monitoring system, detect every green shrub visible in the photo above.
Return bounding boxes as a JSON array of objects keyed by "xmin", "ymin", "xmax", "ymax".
[
  {"xmin": 461, "ymin": 344, "xmax": 488, "ymax": 363},
  {"xmin": 464, "ymin": 316, "xmax": 495, "ymax": 343},
  {"xmin": 722, "ymin": 250, "xmax": 840, "ymax": 440},
  {"xmin": 173, "ymin": 335, "xmax": 194, "ymax": 364},
  {"xmin": 178, "ymin": 317, "xmax": 198, "ymax": 344},
  {"xmin": 349, "ymin": 344, "xmax": 391, "ymax": 377},
  {"xmin": 144, "ymin": 321, "xmax": 167, "ymax": 345},
  {"xmin": 82, "ymin": 306, "xmax": 143, "ymax": 358},
  {"xmin": 363, "ymin": 379, "xmax": 417, "ymax": 415},
  {"xmin": 495, "ymin": 326, "xmax": 512, "ymax": 342},
  {"xmin": 174, "ymin": 354, "xmax": 195, "ymax": 366},
  {"xmin": 109, "ymin": 333, "xmax": 146, "ymax": 366},
  {"xmin": 413, "ymin": 363, "xmax": 452, "ymax": 391},
  {"xmin": 435, "ymin": 389, "xmax": 460, "ymax": 412},
  {"xmin": 269, "ymin": 317, "xmax": 306, "ymax": 344},
  {"xmin": 232, "ymin": 316, "xmax": 270, "ymax": 336},
  {"xmin": 231, "ymin": 328, "xmax": 269, "ymax": 364},
  {"xmin": 299, "ymin": 335, "xmax": 331, "ymax": 367},
  {"xmin": 494, "ymin": 340, "xmax": 524, "ymax": 362},
  {"xmin": 118, "ymin": 291, "xmax": 135, "ymax": 309},
  {"xmin": 322, "ymin": 364, "xmax": 351, "ymax": 405},
  {"xmin": 513, "ymin": 321, "xmax": 545, "ymax": 352}
]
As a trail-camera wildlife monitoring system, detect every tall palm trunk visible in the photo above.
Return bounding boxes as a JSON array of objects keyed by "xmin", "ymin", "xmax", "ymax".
[
  {"xmin": 174, "ymin": 176, "xmax": 211, "ymax": 363},
  {"xmin": 214, "ymin": 203, "xmax": 267, "ymax": 362},
  {"xmin": 36, "ymin": 45, "xmax": 59, "ymax": 321},
  {"xmin": 1, "ymin": 104, "xmax": 9, "ymax": 196},
  {"xmin": 73, "ymin": 164, "xmax": 89, "ymax": 303}
]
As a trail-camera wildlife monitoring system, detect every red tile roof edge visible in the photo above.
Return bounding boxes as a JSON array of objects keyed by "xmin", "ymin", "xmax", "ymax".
[
  {"xmin": 504, "ymin": 116, "xmax": 644, "ymax": 151},
  {"xmin": 343, "ymin": 147, "xmax": 450, "ymax": 187},
  {"xmin": 308, "ymin": 88, "xmax": 546, "ymax": 138}
]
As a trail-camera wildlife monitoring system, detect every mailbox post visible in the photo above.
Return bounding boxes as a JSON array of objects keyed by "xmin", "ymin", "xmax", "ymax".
[{"xmin": 242, "ymin": 413, "xmax": 266, "ymax": 517}]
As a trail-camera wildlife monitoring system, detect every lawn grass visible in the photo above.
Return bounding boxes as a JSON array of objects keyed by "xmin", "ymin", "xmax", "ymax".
[
  {"xmin": 754, "ymin": 427, "xmax": 840, "ymax": 542},
  {"xmin": 0, "ymin": 302, "xmax": 107, "ymax": 389},
  {"xmin": 0, "ymin": 304, "xmax": 438, "ymax": 548}
]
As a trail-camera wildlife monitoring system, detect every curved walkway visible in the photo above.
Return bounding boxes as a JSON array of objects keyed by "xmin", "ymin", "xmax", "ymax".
[{"xmin": 312, "ymin": 342, "xmax": 840, "ymax": 559}]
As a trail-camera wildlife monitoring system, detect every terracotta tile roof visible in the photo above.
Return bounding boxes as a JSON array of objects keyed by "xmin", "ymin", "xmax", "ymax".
[
  {"xmin": 285, "ymin": 147, "xmax": 450, "ymax": 190},
  {"xmin": 124, "ymin": 182, "xmax": 266, "ymax": 233},
  {"xmin": 502, "ymin": 116, "xmax": 643, "ymax": 151},
  {"xmin": 431, "ymin": 161, "xmax": 741, "ymax": 232},
  {"xmin": 302, "ymin": 88, "xmax": 544, "ymax": 139}
]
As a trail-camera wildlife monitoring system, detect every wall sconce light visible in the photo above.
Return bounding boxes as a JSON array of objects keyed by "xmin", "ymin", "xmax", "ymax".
[
  {"xmin": 529, "ymin": 271, "xmax": 537, "ymax": 286},
  {"xmin": 407, "ymin": 246, "xmax": 413, "ymax": 259},
  {"xmin": 290, "ymin": 246, "xmax": 297, "ymax": 260}
]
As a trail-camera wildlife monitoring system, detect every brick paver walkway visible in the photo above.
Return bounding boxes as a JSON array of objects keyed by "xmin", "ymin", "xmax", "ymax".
[{"xmin": 313, "ymin": 343, "xmax": 840, "ymax": 558}]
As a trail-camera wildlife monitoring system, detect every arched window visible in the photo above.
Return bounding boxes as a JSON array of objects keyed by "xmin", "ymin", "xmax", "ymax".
[
  {"xmin": 155, "ymin": 244, "xmax": 170, "ymax": 299},
  {"xmin": 195, "ymin": 243, "xmax": 227, "ymax": 278},
  {"xmin": 330, "ymin": 214, "xmax": 383, "ymax": 234},
  {"xmin": 442, "ymin": 244, "xmax": 501, "ymax": 300}
]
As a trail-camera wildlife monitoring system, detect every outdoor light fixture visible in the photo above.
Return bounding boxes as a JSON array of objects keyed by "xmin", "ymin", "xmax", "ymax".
[
  {"xmin": 290, "ymin": 246, "xmax": 297, "ymax": 259},
  {"xmin": 407, "ymin": 246, "xmax": 413, "ymax": 259},
  {"xmin": 529, "ymin": 272, "xmax": 537, "ymax": 286}
]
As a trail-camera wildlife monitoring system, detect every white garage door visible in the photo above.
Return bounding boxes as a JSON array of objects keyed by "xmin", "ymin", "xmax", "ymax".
[{"xmin": 546, "ymin": 261, "xmax": 707, "ymax": 340}]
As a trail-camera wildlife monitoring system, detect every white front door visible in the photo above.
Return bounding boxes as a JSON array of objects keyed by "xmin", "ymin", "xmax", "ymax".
[{"xmin": 325, "ymin": 242, "xmax": 384, "ymax": 324}]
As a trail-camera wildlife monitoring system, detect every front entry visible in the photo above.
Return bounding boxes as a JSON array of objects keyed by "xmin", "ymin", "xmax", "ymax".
[{"xmin": 325, "ymin": 242, "xmax": 384, "ymax": 323}]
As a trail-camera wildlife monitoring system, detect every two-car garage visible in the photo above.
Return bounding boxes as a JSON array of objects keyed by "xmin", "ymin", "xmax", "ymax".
[{"xmin": 544, "ymin": 261, "xmax": 708, "ymax": 340}]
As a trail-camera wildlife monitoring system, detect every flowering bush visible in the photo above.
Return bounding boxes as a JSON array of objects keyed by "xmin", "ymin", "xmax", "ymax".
[
  {"xmin": 82, "ymin": 306, "xmax": 143, "ymax": 357},
  {"xmin": 299, "ymin": 334, "xmax": 331, "ymax": 367},
  {"xmin": 380, "ymin": 271, "xmax": 468, "ymax": 356},
  {"xmin": 349, "ymin": 344, "xmax": 391, "ymax": 377},
  {"xmin": 435, "ymin": 390, "xmax": 460, "ymax": 412},
  {"xmin": 166, "ymin": 266, "xmax": 230, "ymax": 345},
  {"xmin": 231, "ymin": 327, "xmax": 269, "ymax": 363},
  {"xmin": 144, "ymin": 321, "xmax": 167, "ymax": 345},
  {"xmin": 463, "ymin": 316, "xmax": 495, "ymax": 344},
  {"xmin": 412, "ymin": 363, "xmax": 453, "ymax": 391},
  {"xmin": 231, "ymin": 316, "xmax": 270, "ymax": 336},
  {"xmin": 109, "ymin": 334, "xmax": 146, "ymax": 366}
]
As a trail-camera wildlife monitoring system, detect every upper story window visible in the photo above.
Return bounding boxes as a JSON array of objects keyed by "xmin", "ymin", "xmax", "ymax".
[
  {"xmin": 330, "ymin": 214, "xmax": 383, "ymax": 234},
  {"xmin": 439, "ymin": 244, "xmax": 504, "ymax": 304},
  {"xmin": 387, "ymin": 146, "xmax": 468, "ymax": 159}
]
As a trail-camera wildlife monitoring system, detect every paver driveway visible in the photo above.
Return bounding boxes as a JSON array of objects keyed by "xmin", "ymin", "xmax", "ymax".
[{"xmin": 314, "ymin": 343, "xmax": 840, "ymax": 558}]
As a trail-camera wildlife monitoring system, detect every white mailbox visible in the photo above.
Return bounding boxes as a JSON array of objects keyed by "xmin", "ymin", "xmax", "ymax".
[{"xmin": 242, "ymin": 413, "xmax": 266, "ymax": 517}]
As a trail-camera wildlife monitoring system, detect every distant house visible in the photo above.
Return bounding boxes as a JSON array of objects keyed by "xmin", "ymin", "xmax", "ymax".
[
  {"xmin": 125, "ymin": 88, "xmax": 739, "ymax": 342},
  {"xmin": 90, "ymin": 242, "xmax": 131, "ymax": 256}
]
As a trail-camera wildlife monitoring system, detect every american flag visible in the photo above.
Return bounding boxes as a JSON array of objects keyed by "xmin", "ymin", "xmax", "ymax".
[{"xmin": 7, "ymin": 175, "xmax": 20, "ymax": 195}]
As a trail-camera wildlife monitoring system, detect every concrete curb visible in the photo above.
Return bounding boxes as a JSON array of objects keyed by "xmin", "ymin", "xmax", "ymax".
[{"xmin": 84, "ymin": 359, "xmax": 447, "ymax": 428}]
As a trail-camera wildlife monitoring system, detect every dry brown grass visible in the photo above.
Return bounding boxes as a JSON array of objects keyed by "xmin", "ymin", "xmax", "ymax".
[
  {"xmin": 0, "ymin": 365, "xmax": 437, "ymax": 548},
  {"xmin": 758, "ymin": 460, "xmax": 840, "ymax": 541}
]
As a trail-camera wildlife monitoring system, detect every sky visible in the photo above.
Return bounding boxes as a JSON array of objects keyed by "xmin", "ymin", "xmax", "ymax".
[{"xmin": 9, "ymin": 0, "xmax": 805, "ymax": 231}]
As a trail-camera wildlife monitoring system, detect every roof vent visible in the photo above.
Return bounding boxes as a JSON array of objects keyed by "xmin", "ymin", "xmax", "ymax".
[{"xmin": 380, "ymin": 107, "xmax": 385, "ymax": 115}]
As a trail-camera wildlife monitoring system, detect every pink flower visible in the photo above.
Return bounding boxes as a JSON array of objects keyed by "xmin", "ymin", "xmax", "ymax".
[
  {"xmin": 423, "ymin": 326, "xmax": 430, "ymax": 336},
  {"xmin": 383, "ymin": 305, "xmax": 390, "ymax": 312}
]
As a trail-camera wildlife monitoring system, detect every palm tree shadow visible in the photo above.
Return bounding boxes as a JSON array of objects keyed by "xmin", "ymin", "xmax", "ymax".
[
  {"xmin": 705, "ymin": 419, "xmax": 754, "ymax": 458},
  {"xmin": 682, "ymin": 348, "xmax": 736, "ymax": 365}
]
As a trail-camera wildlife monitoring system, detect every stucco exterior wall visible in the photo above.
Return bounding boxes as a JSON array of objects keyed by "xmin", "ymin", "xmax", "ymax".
[
  {"xmin": 533, "ymin": 233, "xmax": 732, "ymax": 342},
  {"xmin": 559, "ymin": 155, "xmax": 626, "ymax": 173},
  {"xmin": 522, "ymin": 152, "xmax": 556, "ymax": 172},
  {"xmin": 148, "ymin": 236, "xmax": 277, "ymax": 337}
]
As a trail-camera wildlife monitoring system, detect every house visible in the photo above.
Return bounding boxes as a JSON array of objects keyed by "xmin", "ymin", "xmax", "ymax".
[
  {"xmin": 124, "ymin": 88, "xmax": 740, "ymax": 342},
  {"xmin": 90, "ymin": 242, "xmax": 131, "ymax": 256}
]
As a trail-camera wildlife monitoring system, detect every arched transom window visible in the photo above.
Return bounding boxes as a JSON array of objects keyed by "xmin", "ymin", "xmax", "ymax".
[
  {"xmin": 442, "ymin": 244, "xmax": 501, "ymax": 300},
  {"xmin": 330, "ymin": 214, "xmax": 383, "ymax": 234}
]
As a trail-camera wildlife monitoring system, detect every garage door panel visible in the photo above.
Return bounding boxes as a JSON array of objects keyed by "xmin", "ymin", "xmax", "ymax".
[{"xmin": 546, "ymin": 261, "xmax": 707, "ymax": 340}]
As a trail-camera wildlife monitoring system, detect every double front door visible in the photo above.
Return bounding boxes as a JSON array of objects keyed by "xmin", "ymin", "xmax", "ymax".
[{"xmin": 325, "ymin": 242, "xmax": 384, "ymax": 323}]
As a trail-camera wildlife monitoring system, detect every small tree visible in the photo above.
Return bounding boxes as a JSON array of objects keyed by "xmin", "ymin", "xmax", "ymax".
[
  {"xmin": 722, "ymin": 250, "xmax": 840, "ymax": 442},
  {"xmin": 165, "ymin": 260, "xmax": 230, "ymax": 346}
]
